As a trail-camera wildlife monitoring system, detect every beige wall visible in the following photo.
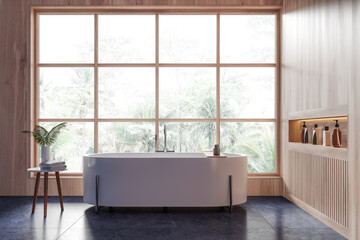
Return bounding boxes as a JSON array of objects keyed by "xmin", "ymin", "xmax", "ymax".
[
  {"xmin": 282, "ymin": 0, "xmax": 359, "ymax": 239},
  {"xmin": 0, "ymin": 0, "xmax": 283, "ymax": 197}
]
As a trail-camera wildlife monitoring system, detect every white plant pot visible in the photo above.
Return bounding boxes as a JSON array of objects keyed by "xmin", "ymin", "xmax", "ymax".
[{"xmin": 41, "ymin": 146, "xmax": 51, "ymax": 163}]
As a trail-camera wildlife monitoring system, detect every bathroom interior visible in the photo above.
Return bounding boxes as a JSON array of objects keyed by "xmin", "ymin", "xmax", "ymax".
[{"xmin": 1, "ymin": 0, "xmax": 360, "ymax": 239}]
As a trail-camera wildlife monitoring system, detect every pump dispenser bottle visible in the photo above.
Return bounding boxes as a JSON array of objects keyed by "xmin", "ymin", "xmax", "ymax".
[
  {"xmin": 312, "ymin": 124, "xmax": 320, "ymax": 145},
  {"xmin": 332, "ymin": 120, "xmax": 342, "ymax": 148},
  {"xmin": 323, "ymin": 126, "xmax": 331, "ymax": 146},
  {"xmin": 300, "ymin": 121, "xmax": 308, "ymax": 143}
]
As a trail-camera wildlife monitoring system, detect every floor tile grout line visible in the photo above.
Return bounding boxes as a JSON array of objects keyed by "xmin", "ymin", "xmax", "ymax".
[
  {"xmin": 55, "ymin": 212, "xmax": 86, "ymax": 240},
  {"xmin": 256, "ymin": 212, "xmax": 278, "ymax": 232},
  {"xmin": 246, "ymin": 199, "xmax": 280, "ymax": 233},
  {"xmin": 246, "ymin": 198, "xmax": 332, "ymax": 231}
]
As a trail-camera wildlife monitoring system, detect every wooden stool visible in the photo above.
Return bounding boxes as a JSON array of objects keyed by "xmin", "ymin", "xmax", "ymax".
[{"xmin": 27, "ymin": 168, "xmax": 67, "ymax": 217}]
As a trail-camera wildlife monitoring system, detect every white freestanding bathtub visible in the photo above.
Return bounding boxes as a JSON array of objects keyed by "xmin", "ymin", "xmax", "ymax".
[{"xmin": 83, "ymin": 153, "xmax": 247, "ymax": 212}]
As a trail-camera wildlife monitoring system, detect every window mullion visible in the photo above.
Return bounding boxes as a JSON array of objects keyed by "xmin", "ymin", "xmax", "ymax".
[
  {"xmin": 94, "ymin": 13, "xmax": 99, "ymax": 153},
  {"xmin": 155, "ymin": 13, "xmax": 160, "ymax": 151},
  {"xmin": 216, "ymin": 13, "xmax": 221, "ymax": 145}
]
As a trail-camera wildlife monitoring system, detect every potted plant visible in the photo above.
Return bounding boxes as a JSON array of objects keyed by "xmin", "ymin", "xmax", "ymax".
[{"xmin": 22, "ymin": 122, "xmax": 67, "ymax": 163}]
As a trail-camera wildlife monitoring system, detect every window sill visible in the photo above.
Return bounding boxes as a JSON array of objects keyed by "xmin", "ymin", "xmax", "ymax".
[
  {"xmin": 29, "ymin": 173, "xmax": 280, "ymax": 179},
  {"xmin": 248, "ymin": 175, "xmax": 281, "ymax": 179}
]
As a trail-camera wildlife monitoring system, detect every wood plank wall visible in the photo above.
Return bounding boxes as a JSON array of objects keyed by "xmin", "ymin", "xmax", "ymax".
[
  {"xmin": 0, "ymin": 0, "xmax": 283, "ymax": 197},
  {"xmin": 348, "ymin": 0, "xmax": 360, "ymax": 239},
  {"xmin": 281, "ymin": 0, "xmax": 359, "ymax": 239},
  {"xmin": 287, "ymin": 151, "xmax": 348, "ymax": 236}
]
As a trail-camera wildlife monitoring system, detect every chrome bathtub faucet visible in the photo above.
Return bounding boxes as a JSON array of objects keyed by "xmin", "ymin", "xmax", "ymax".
[{"xmin": 155, "ymin": 124, "xmax": 175, "ymax": 152}]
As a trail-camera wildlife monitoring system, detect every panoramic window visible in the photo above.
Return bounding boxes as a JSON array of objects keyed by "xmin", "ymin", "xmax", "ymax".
[{"xmin": 35, "ymin": 13, "xmax": 277, "ymax": 173}]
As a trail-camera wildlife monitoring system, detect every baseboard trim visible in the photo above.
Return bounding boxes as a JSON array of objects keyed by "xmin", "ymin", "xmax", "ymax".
[{"xmin": 247, "ymin": 176, "xmax": 283, "ymax": 196}]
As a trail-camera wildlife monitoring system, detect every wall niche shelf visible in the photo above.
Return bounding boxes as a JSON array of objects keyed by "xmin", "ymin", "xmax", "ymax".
[
  {"xmin": 288, "ymin": 142, "xmax": 347, "ymax": 160},
  {"xmin": 288, "ymin": 107, "xmax": 348, "ymax": 156}
]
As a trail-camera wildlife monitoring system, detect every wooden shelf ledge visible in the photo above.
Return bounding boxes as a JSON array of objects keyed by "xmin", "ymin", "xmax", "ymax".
[{"xmin": 288, "ymin": 142, "xmax": 347, "ymax": 160}]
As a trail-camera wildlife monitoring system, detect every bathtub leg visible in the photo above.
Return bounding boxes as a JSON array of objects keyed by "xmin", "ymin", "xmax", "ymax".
[
  {"xmin": 229, "ymin": 175, "xmax": 233, "ymax": 214},
  {"xmin": 95, "ymin": 175, "xmax": 99, "ymax": 214}
]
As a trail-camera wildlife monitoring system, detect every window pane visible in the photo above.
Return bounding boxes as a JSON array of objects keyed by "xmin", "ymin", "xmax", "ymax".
[
  {"xmin": 159, "ymin": 68, "xmax": 216, "ymax": 118},
  {"xmin": 220, "ymin": 68, "xmax": 275, "ymax": 118},
  {"xmin": 39, "ymin": 15, "xmax": 94, "ymax": 63},
  {"xmin": 40, "ymin": 122, "xmax": 94, "ymax": 173},
  {"xmin": 221, "ymin": 122, "xmax": 275, "ymax": 173},
  {"xmin": 99, "ymin": 68, "xmax": 155, "ymax": 118},
  {"xmin": 159, "ymin": 122, "xmax": 216, "ymax": 152},
  {"xmin": 39, "ymin": 68, "xmax": 94, "ymax": 118},
  {"xmin": 99, "ymin": 122, "xmax": 155, "ymax": 153},
  {"xmin": 220, "ymin": 15, "xmax": 275, "ymax": 63},
  {"xmin": 99, "ymin": 15, "xmax": 155, "ymax": 63},
  {"xmin": 159, "ymin": 15, "xmax": 216, "ymax": 63}
]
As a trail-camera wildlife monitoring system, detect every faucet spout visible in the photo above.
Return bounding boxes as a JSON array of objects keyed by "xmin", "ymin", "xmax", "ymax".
[
  {"xmin": 155, "ymin": 124, "xmax": 175, "ymax": 152},
  {"xmin": 164, "ymin": 124, "xmax": 167, "ymax": 152}
]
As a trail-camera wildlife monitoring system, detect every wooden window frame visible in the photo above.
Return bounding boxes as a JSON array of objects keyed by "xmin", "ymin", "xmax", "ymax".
[{"xmin": 31, "ymin": 8, "xmax": 281, "ymax": 177}]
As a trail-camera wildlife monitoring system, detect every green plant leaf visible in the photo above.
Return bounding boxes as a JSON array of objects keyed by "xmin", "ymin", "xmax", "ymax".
[
  {"xmin": 22, "ymin": 130, "xmax": 46, "ymax": 146},
  {"xmin": 35, "ymin": 125, "xmax": 49, "ymax": 139},
  {"xmin": 22, "ymin": 122, "xmax": 67, "ymax": 146},
  {"xmin": 46, "ymin": 122, "xmax": 67, "ymax": 146}
]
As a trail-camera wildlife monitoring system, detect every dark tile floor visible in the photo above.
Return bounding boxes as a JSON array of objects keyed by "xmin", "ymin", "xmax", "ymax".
[{"xmin": 0, "ymin": 196, "xmax": 346, "ymax": 240}]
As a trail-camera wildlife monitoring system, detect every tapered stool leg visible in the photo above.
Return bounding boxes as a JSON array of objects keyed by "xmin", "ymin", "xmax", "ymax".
[
  {"xmin": 55, "ymin": 172, "xmax": 64, "ymax": 211},
  {"xmin": 32, "ymin": 173, "xmax": 41, "ymax": 214},
  {"xmin": 44, "ymin": 172, "xmax": 48, "ymax": 217}
]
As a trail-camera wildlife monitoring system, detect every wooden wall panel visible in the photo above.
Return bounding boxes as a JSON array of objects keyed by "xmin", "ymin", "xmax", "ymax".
[
  {"xmin": 247, "ymin": 176, "xmax": 282, "ymax": 196},
  {"xmin": 0, "ymin": 0, "xmax": 282, "ymax": 197},
  {"xmin": 281, "ymin": 0, "xmax": 352, "ymax": 200},
  {"xmin": 281, "ymin": 0, "xmax": 351, "ymax": 114},
  {"xmin": 348, "ymin": 0, "xmax": 360, "ymax": 239},
  {"xmin": 287, "ymin": 151, "xmax": 348, "ymax": 236},
  {"xmin": 281, "ymin": 0, "xmax": 357, "ymax": 239},
  {"xmin": 281, "ymin": 0, "xmax": 352, "ymax": 197},
  {"xmin": 0, "ymin": 0, "xmax": 30, "ymax": 196}
]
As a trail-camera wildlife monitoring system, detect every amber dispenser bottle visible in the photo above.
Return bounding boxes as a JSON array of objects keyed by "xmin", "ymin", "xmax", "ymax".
[{"xmin": 332, "ymin": 120, "xmax": 342, "ymax": 148}]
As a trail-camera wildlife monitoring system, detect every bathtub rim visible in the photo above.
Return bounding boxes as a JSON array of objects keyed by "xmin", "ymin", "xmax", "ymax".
[{"xmin": 84, "ymin": 152, "xmax": 244, "ymax": 159}]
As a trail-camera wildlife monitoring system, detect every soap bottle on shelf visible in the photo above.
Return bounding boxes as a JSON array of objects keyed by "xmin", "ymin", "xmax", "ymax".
[
  {"xmin": 312, "ymin": 124, "xmax": 320, "ymax": 145},
  {"xmin": 323, "ymin": 126, "xmax": 331, "ymax": 146},
  {"xmin": 332, "ymin": 120, "xmax": 342, "ymax": 148},
  {"xmin": 300, "ymin": 121, "xmax": 308, "ymax": 143}
]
